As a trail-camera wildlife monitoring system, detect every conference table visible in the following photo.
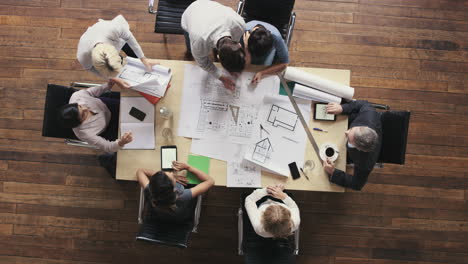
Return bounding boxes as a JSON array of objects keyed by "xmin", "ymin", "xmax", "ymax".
[{"xmin": 116, "ymin": 59, "xmax": 349, "ymax": 192}]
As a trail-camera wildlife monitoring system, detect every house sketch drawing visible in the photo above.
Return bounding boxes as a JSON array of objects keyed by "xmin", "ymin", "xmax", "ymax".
[
  {"xmin": 252, "ymin": 138, "xmax": 272, "ymax": 163},
  {"xmin": 266, "ymin": 104, "xmax": 298, "ymax": 131}
]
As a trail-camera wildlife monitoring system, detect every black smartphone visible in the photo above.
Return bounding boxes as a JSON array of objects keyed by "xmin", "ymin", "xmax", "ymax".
[
  {"xmin": 288, "ymin": 162, "xmax": 301, "ymax": 180},
  {"xmin": 161, "ymin": 145, "xmax": 177, "ymax": 171},
  {"xmin": 129, "ymin": 107, "xmax": 146, "ymax": 121}
]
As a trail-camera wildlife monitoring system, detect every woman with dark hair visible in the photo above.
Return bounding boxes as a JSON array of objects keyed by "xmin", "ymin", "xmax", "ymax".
[
  {"xmin": 136, "ymin": 161, "xmax": 214, "ymax": 221},
  {"xmin": 58, "ymin": 80, "xmax": 132, "ymax": 153}
]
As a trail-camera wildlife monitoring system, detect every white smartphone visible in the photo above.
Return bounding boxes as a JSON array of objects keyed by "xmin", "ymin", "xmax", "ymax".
[{"xmin": 161, "ymin": 145, "xmax": 177, "ymax": 171}]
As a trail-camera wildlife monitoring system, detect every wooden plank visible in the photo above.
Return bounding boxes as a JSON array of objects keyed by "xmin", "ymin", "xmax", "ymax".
[
  {"xmin": 3, "ymin": 182, "xmax": 135, "ymax": 200},
  {"xmin": 421, "ymin": 60, "xmax": 468, "ymax": 72},
  {"xmin": 357, "ymin": 3, "xmax": 468, "ymax": 21},
  {"xmin": 0, "ymin": 150, "xmax": 100, "ymax": 166},
  {"xmin": 1, "ymin": 170, "xmax": 66, "ymax": 185},
  {"xmin": 362, "ymin": 183, "xmax": 465, "ymax": 200},
  {"xmin": 0, "ymin": 255, "xmax": 104, "ymax": 264},
  {"xmin": 352, "ymin": 76, "xmax": 447, "ymax": 92},
  {"xmin": 0, "ymin": 193, "xmax": 123, "ymax": 209},
  {"xmin": 0, "ymin": 224, "xmax": 12, "ymax": 235},
  {"xmin": 14, "ymin": 224, "xmax": 88, "ymax": 239}
]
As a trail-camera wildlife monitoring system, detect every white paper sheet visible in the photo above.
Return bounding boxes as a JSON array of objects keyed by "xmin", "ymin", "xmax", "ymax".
[
  {"xmin": 118, "ymin": 57, "xmax": 171, "ymax": 97},
  {"xmin": 227, "ymin": 158, "xmax": 261, "ymax": 188},
  {"xmin": 120, "ymin": 97, "xmax": 155, "ymax": 150},
  {"xmin": 244, "ymin": 95, "xmax": 311, "ymax": 177},
  {"xmin": 178, "ymin": 64, "xmax": 279, "ymax": 144},
  {"xmin": 284, "ymin": 67, "xmax": 354, "ymax": 99},
  {"xmin": 293, "ymin": 83, "xmax": 341, "ymax": 103},
  {"xmin": 190, "ymin": 139, "xmax": 242, "ymax": 162}
]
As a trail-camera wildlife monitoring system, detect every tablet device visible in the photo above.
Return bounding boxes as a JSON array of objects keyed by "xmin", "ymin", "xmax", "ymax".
[
  {"xmin": 161, "ymin": 145, "xmax": 177, "ymax": 171},
  {"xmin": 314, "ymin": 103, "xmax": 336, "ymax": 121}
]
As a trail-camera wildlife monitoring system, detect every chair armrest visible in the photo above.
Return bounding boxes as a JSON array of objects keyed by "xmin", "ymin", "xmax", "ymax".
[
  {"xmin": 294, "ymin": 227, "xmax": 300, "ymax": 255},
  {"xmin": 192, "ymin": 195, "xmax": 202, "ymax": 233},
  {"xmin": 70, "ymin": 82, "xmax": 100, "ymax": 89},
  {"xmin": 64, "ymin": 139, "xmax": 98, "ymax": 149},
  {"xmin": 237, "ymin": 207, "xmax": 244, "ymax": 255},
  {"xmin": 236, "ymin": 0, "xmax": 245, "ymax": 15},
  {"xmin": 148, "ymin": 0, "xmax": 157, "ymax": 14},
  {"xmin": 285, "ymin": 11, "xmax": 296, "ymax": 48},
  {"xmin": 138, "ymin": 187, "xmax": 145, "ymax": 224}
]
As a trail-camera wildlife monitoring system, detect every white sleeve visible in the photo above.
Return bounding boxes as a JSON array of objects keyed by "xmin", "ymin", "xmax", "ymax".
[
  {"xmin": 113, "ymin": 15, "xmax": 145, "ymax": 58},
  {"xmin": 244, "ymin": 188, "xmax": 270, "ymax": 237},
  {"xmin": 283, "ymin": 195, "xmax": 300, "ymax": 231},
  {"xmin": 191, "ymin": 38, "xmax": 222, "ymax": 79},
  {"xmin": 83, "ymin": 83, "xmax": 110, "ymax": 97}
]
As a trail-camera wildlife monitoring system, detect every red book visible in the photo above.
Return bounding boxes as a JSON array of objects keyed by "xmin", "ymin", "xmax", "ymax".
[{"xmin": 138, "ymin": 83, "xmax": 171, "ymax": 105}]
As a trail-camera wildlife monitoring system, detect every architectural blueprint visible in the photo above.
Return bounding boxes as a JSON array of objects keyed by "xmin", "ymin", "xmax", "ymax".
[
  {"xmin": 177, "ymin": 64, "xmax": 279, "ymax": 144},
  {"xmin": 244, "ymin": 95, "xmax": 311, "ymax": 177}
]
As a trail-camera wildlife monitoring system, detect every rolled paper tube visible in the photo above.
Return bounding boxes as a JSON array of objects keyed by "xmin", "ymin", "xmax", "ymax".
[
  {"xmin": 284, "ymin": 67, "xmax": 354, "ymax": 99},
  {"xmin": 293, "ymin": 83, "xmax": 341, "ymax": 104},
  {"xmin": 126, "ymin": 57, "xmax": 171, "ymax": 74}
]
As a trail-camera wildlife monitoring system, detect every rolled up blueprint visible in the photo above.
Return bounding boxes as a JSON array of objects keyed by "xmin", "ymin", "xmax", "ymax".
[
  {"xmin": 293, "ymin": 83, "xmax": 341, "ymax": 104},
  {"xmin": 127, "ymin": 57, "xmax": 171, "ymax": 75},
  {"xmin": 284, "ymin": 67, "xmax": 354, "ymax": 99}
]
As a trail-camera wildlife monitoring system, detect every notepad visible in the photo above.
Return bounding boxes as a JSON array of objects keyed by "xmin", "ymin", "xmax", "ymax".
[
  {"xmin": 186, "ymin": 155, "xmax": 210, "ymax": 184},
  {"xmin": 120, "ymin": 97, "xmax": 155, "ymax": 149}
]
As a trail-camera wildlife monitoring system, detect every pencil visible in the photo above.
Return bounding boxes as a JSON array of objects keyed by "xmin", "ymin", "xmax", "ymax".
[{"xmin": 300, "ymin": 168, "xmax": 310, "ymax": 181}]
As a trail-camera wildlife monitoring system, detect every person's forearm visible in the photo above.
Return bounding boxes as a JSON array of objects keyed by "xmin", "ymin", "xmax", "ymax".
[
  {"xmin": 186, "ymin": 165, "xmax": 213, "ymax": 183},
  {"xmin": 259, "ymin": 63, "xmax": 287, "ymax": 76}
]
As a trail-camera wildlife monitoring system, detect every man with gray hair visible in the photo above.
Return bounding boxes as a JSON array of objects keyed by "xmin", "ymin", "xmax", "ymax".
[{"xmin": 323, "ymin": 100, "xmax": 382, "ymax": 190}]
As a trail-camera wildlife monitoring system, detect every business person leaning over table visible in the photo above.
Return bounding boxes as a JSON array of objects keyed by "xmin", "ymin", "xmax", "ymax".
[
  {"xmin": 323, "ymin": 100, "xmax": 382, "ymax": 191},
  {"xmin": 77, "ymin": 14, "xmax": 159, "ymax": 89}
]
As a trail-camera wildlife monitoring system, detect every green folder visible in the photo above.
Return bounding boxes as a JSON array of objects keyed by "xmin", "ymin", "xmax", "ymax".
[
  {"xmin": 186, "ymin": 155, "xmax": 210, "ymax": 184},
  {"xmin": 279, "ymin": 81, "xmax": 295, "ymax": 96}
]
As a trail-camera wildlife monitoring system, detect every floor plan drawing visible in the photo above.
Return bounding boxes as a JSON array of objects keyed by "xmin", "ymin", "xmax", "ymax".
[
  {"xmin": 203, "ymin": 75, "xmax": 241, "ymax": 99},
  {"xmin": 196, "ymin": 100, "xmax": 257, "ymax": 139},
  {"xmin": 252, "ymin": 138, "xmax": 272, "ymax": 163},
  {"xmin": 266, "ymin": 104, "xmax": 298, "ymax": 131}
]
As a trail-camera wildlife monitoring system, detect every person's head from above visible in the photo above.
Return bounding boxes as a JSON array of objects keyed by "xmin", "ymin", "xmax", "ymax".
[
  {"xmin": 248, "ymin": 24, "xmax": 273, "ymax": 58},
  {"xmin": 345, "ymin": 126, "xmax": 378, "ymax": 152},
  {"xmin": 149, "ymin": 170, "xmax": 178, "ymax": 210},
  {"xmin": 58, "ymin": 103, "xmax": 83, "ymax": 128},
  {"xmin": 92, "ymin": 43, "xmax": 127, "ymax": 78},
  {"xmin": 217, "ymin": 37, "xmax": 246, "ymax": 74},
  {"xmin": 262, "ymin": 204, "xmax": 293, "ymax": 238}
]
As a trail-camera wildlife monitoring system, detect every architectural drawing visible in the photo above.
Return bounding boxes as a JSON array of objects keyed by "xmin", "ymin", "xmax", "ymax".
[
  {"xmin": 266, "ymin": 104, "xmax": 298, "ymax": 131},
  {"xmin": 252, "ymin": 138, "xmax": 272, "ymax": 163},
  {"xmin": 227, "ymin": 159, "xmax": 261, "ymax": 188},
  {"xmin": 196, "ymin": 100, "xmax": 257, "ymax": 139},
  {"xmin": 203, "ymin": 75, "xmax": 241, "ymax": 99}
]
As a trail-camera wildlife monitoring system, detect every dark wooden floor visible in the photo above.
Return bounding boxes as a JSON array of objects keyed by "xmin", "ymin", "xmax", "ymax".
[{"xmin": 0, "ymin": 0, "xmax": 467, "ymax": 263}]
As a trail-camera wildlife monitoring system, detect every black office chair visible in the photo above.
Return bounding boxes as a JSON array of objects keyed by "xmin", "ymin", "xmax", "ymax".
[
  {"xmin": 42, "ymin": 82, "xmax": 120, "ymax": 148},
  {"xmin": 148, "ymin": 0, "xmax": 196, "ymax": 34},
  {"xmin": 377, "ymin": 110, "xmax": 411, "ymax": 165},
  {"xmin": 238, "ymin": 192, "xmax": 299, "ymax": 263},
  {"xmin": 136, "ymin": 185, "xmax": 202, "ymax": 248},
  {"xmin": 237, "ymin": 0, "xmax": 296, "ymax": 47}
]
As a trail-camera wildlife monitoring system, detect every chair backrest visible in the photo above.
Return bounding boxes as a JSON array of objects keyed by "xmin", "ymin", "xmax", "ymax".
[
  {"xmin": 240, "ymin": 0, "xmax": 295, "ymax": 40},
  {"xmin": 154, "ymin": 0, "xmax": 196, "ymax": 34},
  {"xmin": 378, "ymin": 111, "xmax": 411, "ymax": 164},
  {"xmin": 42, "ymin": 84, "xmax": 79, "ymax": 140},
  {"xmin": 239, "ymin": 192, "xmax": 297, "ymax": 263},
  {"xmin": 136, "ymin": 185, "xmax": 201, "ymax": 248}
]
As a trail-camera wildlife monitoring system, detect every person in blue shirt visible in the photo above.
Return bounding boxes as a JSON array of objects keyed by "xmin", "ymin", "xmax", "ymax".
[{"xmin": 241, "ymin": 20, "xmax": 289, "ymax": 84}]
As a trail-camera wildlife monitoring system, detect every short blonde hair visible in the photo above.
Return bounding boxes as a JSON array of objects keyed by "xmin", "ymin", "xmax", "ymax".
[
  {"xmin": 262, "ymin": 204, "xmax": 292, "ymax": 238},
  {"xmin": 91, "ymin": 43, "xmax": 126, "ymax": 78}
]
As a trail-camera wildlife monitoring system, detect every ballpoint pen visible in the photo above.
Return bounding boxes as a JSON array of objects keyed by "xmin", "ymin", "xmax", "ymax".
[
  {"xmin": 313, "ymin": 127, "xmax": 328, "ymax": 133},
  {"xmin": 300, "ymin": 168, "xmax": 310, "ymax": 181}
]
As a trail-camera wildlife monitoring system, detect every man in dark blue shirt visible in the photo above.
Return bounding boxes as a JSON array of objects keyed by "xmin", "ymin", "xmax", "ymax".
[{"xmin": 323, "ymin": 100, "xmax": 382, "ymax": 190}]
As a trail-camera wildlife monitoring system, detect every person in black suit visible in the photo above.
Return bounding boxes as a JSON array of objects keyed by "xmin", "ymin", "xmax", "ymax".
[{"xmin": 323, "ymin": 100, "xmax": 382, "ymax": 190}]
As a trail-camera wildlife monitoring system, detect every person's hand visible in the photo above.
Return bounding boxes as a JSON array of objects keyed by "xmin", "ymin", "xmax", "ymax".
[
  {"xmin": 141, "ymin": 57, "xmax": 160, "ymax": 72},
  {"xmin": 267, "ymin": 185, "xmax": 287, "ymax": 200},
  {"xmin": 243, "ymin": 31, "xmax": 250, "ymax": 48},
  {"xmin": 251, "ymin": 72, "xmax": 263, "ymax": 85},
  {"xmin": 111, "ymin": 77, "xmax": 131, "ymax": 89},
  {"xmin": 219, "ymin": 75, "xmax": 235, "ymax": 91},
  {"xmin": 326, "ymin": 103, "xmax": 343, "ymax": 115},
  {"xmin": 175, "ymin": 175, "xmax": 188, "ymax": 186},
  {"xmin": 118, "ymin": 132, "xmax": 133, "ymax": 146},
  {"xmin": 172, "ymin": 161, "xmax": 189, "ymax": 171},
  {"xmin": 323, "ymin": 158, "xmax": 335, "ymax": 175}
]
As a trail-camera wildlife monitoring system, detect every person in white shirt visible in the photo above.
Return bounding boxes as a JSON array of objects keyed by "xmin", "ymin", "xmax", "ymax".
[
  {"xmin": 77, "ymin": 15, "xmax": 158, "ymax": 89},
  {"xmin": 58, "ymin": 80, "xmax": 133, "ymax": 153},
  {"xmin": 245, "ymin": 183, "xmax": 300, "ymax": 238},
  {"xmin": 181, "ymin": 0, "xmax": 246, "ymax": 90}
]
